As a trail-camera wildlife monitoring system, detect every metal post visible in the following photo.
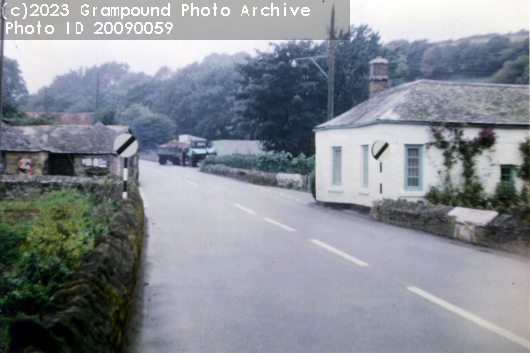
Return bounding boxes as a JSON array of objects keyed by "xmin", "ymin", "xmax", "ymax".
[
  {"xmin": 327, "ymin": 5, "xmax": 335, "ymax": 121},
  {"xmin": 95, "ymin": 70, "xmax": 100, "ymax": 111},
  {"xmin": 123, "ymin": 157, "xmax": 128, "ymax": 199}
]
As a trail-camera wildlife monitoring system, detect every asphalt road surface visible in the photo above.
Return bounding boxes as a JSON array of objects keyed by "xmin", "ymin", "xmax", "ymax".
[{"xmin": 126, "ymin": 159, "xmax": 530, "ymax": 353}]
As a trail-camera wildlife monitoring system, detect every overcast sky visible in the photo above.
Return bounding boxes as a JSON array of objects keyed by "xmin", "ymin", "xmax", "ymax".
[{"xmin": 5, "ymin": 0, "xmax": 529, "ymax": 93}]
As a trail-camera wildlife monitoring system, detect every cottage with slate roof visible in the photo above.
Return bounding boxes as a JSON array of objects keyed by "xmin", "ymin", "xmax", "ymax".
[
  {"xmin": 314, "ymin": 57, "xmax": 530, "ymax": 209},
  {"xmin": 0, "ymin": 122, "xmax": 139, "ymax": 178}
]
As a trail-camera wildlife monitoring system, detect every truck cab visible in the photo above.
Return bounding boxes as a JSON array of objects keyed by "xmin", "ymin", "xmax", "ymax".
[{"xmin": 189, "ymin": 140, "xmax": 217, "ymax": 167}]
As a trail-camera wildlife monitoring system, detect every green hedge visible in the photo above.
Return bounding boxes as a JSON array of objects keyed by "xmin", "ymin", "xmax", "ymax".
[
  {"xmin": 203, "ymin": 152, "xmax": 315, "ymax": 175},
  {"xmin": 0, "ymin": 190, "xmax": 116, "ymax": 352}
]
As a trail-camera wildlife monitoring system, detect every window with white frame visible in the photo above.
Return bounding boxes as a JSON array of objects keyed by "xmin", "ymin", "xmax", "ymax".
[
  {"xmin": 500, "ymin": 165, "xmax": 515, "ymax": 183},
  {"xmin": 362, "ymin": 145, "xmax": 369, "ymax": 188},
  {"xmin": 405, "ymin": 145, "xmax": 422, "ymax": 190},
  {"xmin": 332, "ymin": 147, "xmax": 342, "ymax": 185}
]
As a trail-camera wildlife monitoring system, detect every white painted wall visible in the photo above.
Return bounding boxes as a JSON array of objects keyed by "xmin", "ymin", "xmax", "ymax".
[
  {"xmin": 211, "ymin": 140, "xmax": 262, "ymax": 156},
  {"xmin": 315, "ymin": 124, "xmax": 529, "ymax": 207}
]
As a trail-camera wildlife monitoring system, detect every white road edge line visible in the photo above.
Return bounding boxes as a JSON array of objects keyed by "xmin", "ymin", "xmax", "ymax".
[
  {"xmin": 310, "ymin": 239, "xmax": 369, "ymax": 267},
  {"xmin": 264, "ymin": 218, "xmax": 296, "ymax": 232},
  {"xmin": 186, "ymin": 180, "xmax": 198, "ymax": 186},
  {"xmin": 407, "ymin": 286, "xmax": 530, "ymax": 350},
  {"xmin": 235, "ymin": 204, "xmax": 256, "ymax": 215}
]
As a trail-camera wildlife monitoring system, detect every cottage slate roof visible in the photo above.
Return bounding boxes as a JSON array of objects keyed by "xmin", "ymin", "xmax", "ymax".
[
  {"xmin": 0, "ymin": 124, "xmax": 42, "ymax": 152},
  {"xmin": 1, "ymin": 123, "xmax": 130, "ymax": 154},
  {"xmin": 316, "ymin": 80, "xmax": 530, "ymax": 130}
]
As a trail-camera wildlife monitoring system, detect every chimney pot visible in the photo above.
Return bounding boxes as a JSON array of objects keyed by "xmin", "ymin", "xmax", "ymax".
[{"xmin": 369, "ymin": 56, "xmax": 389, "ymax": 99}]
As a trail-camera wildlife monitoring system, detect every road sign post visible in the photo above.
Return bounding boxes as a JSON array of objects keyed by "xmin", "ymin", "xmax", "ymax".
[
  {"xmin": 114, "ymin": 133, "xmax": 139, "ymax": 199},
  {"xmin": 372, "ymin": 140, "xmax": 390, "ymax": 195}
]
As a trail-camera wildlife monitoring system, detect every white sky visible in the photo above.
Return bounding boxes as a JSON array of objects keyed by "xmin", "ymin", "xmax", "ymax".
[{"xmin": 5, "ymin": 0, "xmax": 529, "ymax": 93}]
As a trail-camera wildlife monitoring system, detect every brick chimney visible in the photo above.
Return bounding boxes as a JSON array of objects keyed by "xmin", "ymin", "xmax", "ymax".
[{"xmin": 369, "ymin": 56, "xmax": 389, "ymax": 99}]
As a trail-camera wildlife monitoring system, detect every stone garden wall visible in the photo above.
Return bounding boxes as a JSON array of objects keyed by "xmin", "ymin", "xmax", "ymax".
[
  {"xmin": 0, "ymin": 175, "xmax": 123, "ymax": 202},
  {"xmin": 370, "ymin": 199, "xmax": 530, "ymax": 257},
  {"xmin": 3, "ymin": 176, "xmax": 145, "ymax": 352}
]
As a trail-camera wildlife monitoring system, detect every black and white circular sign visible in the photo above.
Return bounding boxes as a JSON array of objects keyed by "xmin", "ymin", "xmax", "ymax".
[
  {"xmin": 113, "ymin": 133, "xmax": 138, "ymax": 158},
  {"xmin": 372, "ymin": 140, "xmax": 390, "ymax": 161}
]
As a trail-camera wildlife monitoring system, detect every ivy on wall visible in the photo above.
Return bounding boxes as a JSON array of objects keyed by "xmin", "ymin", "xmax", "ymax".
[{"xmin": 425, "ymin": 124, "xmax": 496, "ymax": 208}]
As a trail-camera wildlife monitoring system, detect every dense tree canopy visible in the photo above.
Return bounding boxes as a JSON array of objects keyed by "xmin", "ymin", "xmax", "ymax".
[
  {"xmin": 235, "ymin": 26, "xmax": 386, "ymax": 155},
  {"xmin": 2, "ymin": 57, "xmax": 29, "ymax": 122},
  {"xmin": 9, "ymin": 29, "xmax": 528, "ymax": 152}
]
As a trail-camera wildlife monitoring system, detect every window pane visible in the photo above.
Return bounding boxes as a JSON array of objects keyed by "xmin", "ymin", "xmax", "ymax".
[
  {"xmin": 408, "ymin": 168, "xmax": 419, "ymax": 177},
  {"xmin": 333, "ymin": 148, "xmax": 342, "ymax": 185},
  {"xmin": 500, "ymin": 166, "xmax": 513, "ymax": 182},
  {"xmin": 405, "ymin": 146, "xmax": 422, "ymax": 190},
  {"xmin": 408, "ymin": 148, "xmax": 419, "ymax": 157},
  {"xmin": 408, "ymin": 158, "xmax": 419, "ymax": 167}
]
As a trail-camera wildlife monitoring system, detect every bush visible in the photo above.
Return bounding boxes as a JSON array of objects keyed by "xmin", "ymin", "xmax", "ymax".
[
  {"xmin": 0, "ymin": 222, "xmax": 29, "ymax": 268},
  {"xmin": 491, "ymin": 181, "xmax": 520, "ymax": 209},
  {"xmin": 518, "ymin": 138, "xmax": 530, "ymax": 181},
  {"xmin": 0, "ymin": 190, "xmax": 116, "ymax": 347},
  {"xmin": 93, "ymin": 108, "xmax": 117, "ymax": 125},
  {"xmin": 204, "ymin": 152, "xmax": 315, "ymax": 175}
]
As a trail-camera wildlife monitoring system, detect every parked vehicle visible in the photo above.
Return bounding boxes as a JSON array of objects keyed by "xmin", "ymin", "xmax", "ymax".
[
  {"xmin": 157, "ymin": 140, "xmax": 189, "ymax": 166},
  {"xmin": 188, "ymin": 140, "xmax": 217, "ymax": 167}
]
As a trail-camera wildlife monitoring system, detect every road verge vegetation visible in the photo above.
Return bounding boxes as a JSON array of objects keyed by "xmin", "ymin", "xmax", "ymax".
[
  {"xmin": 201, "ymin": 153, "xmax": 314, "ymax": 191},
  {"xmin": 0, "ymin": 177, "xmax": 144, "ymax": 353}
]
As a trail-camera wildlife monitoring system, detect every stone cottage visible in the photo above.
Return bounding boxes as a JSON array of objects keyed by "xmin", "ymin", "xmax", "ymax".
[
  {"xmin": 314, "ymin": 57, "xmax": 529, "ymax": 209},
  {"xmin": 0, "ymin": 123, "xmax": 139, "ymax": 178}
]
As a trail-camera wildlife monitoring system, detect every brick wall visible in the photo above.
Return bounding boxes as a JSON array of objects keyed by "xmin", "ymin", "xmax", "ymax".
[{"xmin": 369, "ymin": 80, "xmax": 388, "ymax": 99}]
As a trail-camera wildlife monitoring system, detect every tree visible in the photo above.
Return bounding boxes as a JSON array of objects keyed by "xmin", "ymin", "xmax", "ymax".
[
  {"xmin": 235, "ymin": 41, "xmax": 327, "ymax": 155},
  {"xmin": 127, "ymin": 105, "xmax": 175, "ymax": 150},
  {"xmin": 150, "ymin": 52, "xmax": 249, "ymax": 140},
  {"xmin": 490, "ymin": 55, "xmax": 529, "ymax": 84},
  {"xmin": 1, "ymin": 57, "xmax": 29, "ymax": 123},
  {"xmin": 93, "ymin": 108, "xmax": 117, "ymax": 125},
  {"xmin": 28, "ymin": 62, "xmax": 131, "ymax": 113},
  {"xmin": 235, "ymin": 25, "xmax": 385, "ymax": 155},
  {"xmin": 3, "ymin": 58, "xmax": 28, "ymax": 103}
]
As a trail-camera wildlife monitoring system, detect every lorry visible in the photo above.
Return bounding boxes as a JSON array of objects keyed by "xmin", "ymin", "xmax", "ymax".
[
  {"xmin": 157, "ymin": 139, "xmax": 217, "ymax": 167},
  {"xmin": 188, "ymin": 140, "xmax": 217, "ymax": 167},
  {"xmin": 157, "ymin": 140, "xmax": 188, "ymax": 165}
]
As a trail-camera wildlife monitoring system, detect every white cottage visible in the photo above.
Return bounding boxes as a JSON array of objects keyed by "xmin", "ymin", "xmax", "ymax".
[{"xmin": 314, "ymin": 59, "xmax": 529, "ymax": 210}]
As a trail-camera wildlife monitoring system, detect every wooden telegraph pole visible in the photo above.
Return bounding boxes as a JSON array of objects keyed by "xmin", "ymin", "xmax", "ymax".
[
  {"xmin": 327, "ymin": 5, "xmax": 336, "ymax": 121},
  {"xmin": 0, "ymin": 0, "xmax": 6, "ymax": 172}
]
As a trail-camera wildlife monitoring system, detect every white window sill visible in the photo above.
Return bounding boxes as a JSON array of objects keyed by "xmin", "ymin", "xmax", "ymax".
[
  {"xmin": 359, "ymin": 190, "xmax": 370, "ymax": 196},
  {"xmin": 328, "ymin": 188, "xmax": 344, "ymax": 193}
]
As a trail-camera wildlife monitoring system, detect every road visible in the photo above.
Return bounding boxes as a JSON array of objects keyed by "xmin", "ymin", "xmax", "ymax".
[{"xmin": 126, "ymin": 159, "xmax": 530, "ymax": 353}]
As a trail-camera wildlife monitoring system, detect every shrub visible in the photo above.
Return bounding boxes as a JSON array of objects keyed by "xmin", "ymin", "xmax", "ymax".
[
  {"xmin": 491, "ymin": 181, "xmax": 520, "ymax": 209},
  {"xmin": 203, "ymin": 152, "xmax": 315, "ymax": 175},
  {"xmin": 0, "ymin": 222, "xmax": 29, "ymax": 268},
  {"xmin": 0, "ymin": 189, "xmax": 116, "ymax": 344},
  {"xmin": 518, "ymin": 138, "xmax": 530, "ymax": 181}
]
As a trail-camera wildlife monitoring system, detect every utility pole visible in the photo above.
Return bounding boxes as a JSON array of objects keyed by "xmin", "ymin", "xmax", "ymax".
[
  {"xmin": 0, "ymin": 0, "xmax": 6, "ymax": 172},
  {"xmin": 327, "ymin": 4, "xmax": 336, "ymax": 121},
  {"xmin": 95, "ymin": 70, "xmax": 100, "ymax": 111},
  {"xmin": 44, "ymin": 88, "xmax": 48, "ymax": 113}
]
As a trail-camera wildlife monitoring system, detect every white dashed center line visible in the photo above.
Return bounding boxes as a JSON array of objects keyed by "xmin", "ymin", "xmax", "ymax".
[
  {"xmin": 310, "ymin": 239, "xmax": 369, "ymax": 267},
  {"xmin": 407, "ymin": 287, "xmax": 530, "ymax": 350},
  {"xmin": 264, "ymin": 218, "xmax": 296, "ymax": 232},
  {"xmin": 235, "ymin": 204, "xmax": 256, "ymax": 215},
  {"xmin": 186, "ymin": 180, "xmax": 198, "ymax": 186}
]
